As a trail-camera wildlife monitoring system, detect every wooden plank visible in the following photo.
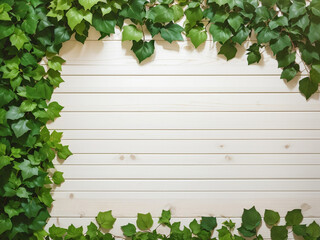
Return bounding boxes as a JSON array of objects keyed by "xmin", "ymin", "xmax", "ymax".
[
  {"xmin": 50, "ymin": 191, "xmax": 320, "ymax": 217},
  {"xmin": 55, "ymin": 165, "xmax": 320, "ymax": 179},
  {"xmin": 47, "ymin": 217, "xmax": 320, "ymax": 239},
  {"xmin": 58, "ymin": 130, "xmax": 320, "ymax": 140},
  {"xmin": 52, "ymin": 93, "xmax": 320, "ymax": 112},
  {"xmin": 48, "ymin": 112, "xmax": 320, "ymax": 130},
  {"xmin": 60, "ymin": 139, "xmax": 320, "ymax": 154},
  {"xmin": 55, "ymin": 179, "xmax": 320, "ymax": 192},
  {"xmin": 56, "ymin": 76, "xmax": 301, "ymax": 93},
  {"xmin": 59, "ymin": 41, "xmax": 288, "ymax": 75},
  {"xmin": 53, "ymin": 153, "xmax": 320, "ymax": 165}
]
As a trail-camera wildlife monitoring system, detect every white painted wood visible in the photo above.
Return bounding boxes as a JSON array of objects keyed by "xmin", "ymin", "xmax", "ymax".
[
  {"xmin": 50, "ymin": 192, "xmax": 320, "ymax": 217},
  {"xmin": 49, "ymin": 33, "xmax": 320, "ymax": 231},
  {"xmin": 56, "ymin": 76, "xmax": 301, "ymax": 93},
  {"xmin": 53, "ymin": 153, "xmax": 320, "ymax": 165},
  {"xmin": 52, "ymin": 93, "xmax": 320, "ymax": 112},
  {"xmin": 48, "ymin": 112, "xmax": 320, "ymax": 129},
  {"xmin": 55, "ymin": 180, "xmax": 320, "ymax": 192},
  {"xmin": 55, "ymin": 165, "xmax": 320, "ymax": 179}
]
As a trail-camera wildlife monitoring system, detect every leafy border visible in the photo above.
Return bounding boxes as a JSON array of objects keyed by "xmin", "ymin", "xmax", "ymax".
[{"xmin": 0, "ymin": 0, "xmax": 320, "ymax": 239}]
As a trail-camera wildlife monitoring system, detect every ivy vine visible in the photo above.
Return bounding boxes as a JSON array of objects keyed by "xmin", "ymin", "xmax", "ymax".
[{"xmin": 0, "ymin": 0, "xmax": 320, "ymax": 239}]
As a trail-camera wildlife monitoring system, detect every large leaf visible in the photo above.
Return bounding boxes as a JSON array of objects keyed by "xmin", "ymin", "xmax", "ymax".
[{"xmin": 131, "ymin": 40, "xmax": 155, "ymax": 63}]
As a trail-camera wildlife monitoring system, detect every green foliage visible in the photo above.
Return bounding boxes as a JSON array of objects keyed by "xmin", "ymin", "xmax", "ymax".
[{"xmin": 0, "ymin": 0, "xmax": 319, "ymax": 238}]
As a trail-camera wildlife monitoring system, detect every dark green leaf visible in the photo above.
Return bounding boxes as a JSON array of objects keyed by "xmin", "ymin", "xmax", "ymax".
[
  {"xmin": 271, "ymin": 226, "xmax": 288, "ymax": 240},
  {"xmin": 299, "ymin": 77, "xmax": 318, "ymax": 100},
  {"xmin": 264, "ymin": 209, "xmax": 280, "ymax": 226},
  {"xmin": 131, "ymin": 40, "xmax": 155, "ymax": 63},
  {"xmin": 121, "ymin": 223, "xmax": 137, "ymax": 237},
  {"xmin": 218, "ymin": 42, "xmax": 237, "ymax": 60},
  {"xmin": 160, "ymin": 23, "xmax": 184, "ymax": 43}
]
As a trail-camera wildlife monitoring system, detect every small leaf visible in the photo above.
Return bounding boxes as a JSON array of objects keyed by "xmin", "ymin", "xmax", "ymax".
[
  {"xmin": 10, "ymin": 28, "xmax": 29, "ymax": 50},
  {"xmin": 285, "ymin": 209, "xmax": 303, "ymax": 226},
  {"xmin": 137, "ymin": 213, "xmax": 153, "ymax": 230},
  {"xmin": 158, "ymin": 210, "xmax": 171, "ymax": 226},
  {"xmin": 11, "ymin": 119, "xmax": 31, "ymax": 138},
  {"xmin": 241, "ymin": 206, "xmax": 261, "ymax": 231},
  {"xmin": 187, "ymin": 27, "xmax": 207, "ymax": 48},
  {"xmin": 19, "ymin": 159, "xmax": 38, "ymax": 180},
  {"xmin": 264, "ymin": 209, "xmax": 280, "ymax": 226},
  {"xmin": 79, "ymin": 0, "xmax": 99, "ymax": 10},
  {"xmin": 200, "ymin": 216, "xmax": 217, "ymax": 231},
  {"xmin": 122, "ymin": 25, "xmax": 143, "ymax": 42},
  {"xmin": 209, "ymin": 24, "xmax": 232, "ymax": 44},
  {"xmin": 218, "ymin": 42, "xmax": 237, "ymax": 60},
  {"xmin": 96, "ymin": 211, "xmax": 116, "ymax": 230},
  {"xmin": 189, "ymin": 219, "xmax": 201, "ymax": 234},
  {"xmin": 52, "ymin": 171, "xmax": 65, "ymax": 185},
  {"xmin": 131, "ymin": 40, "xmax": 155, "ymax": 63},
  {"xmin": 271, "ymin": 226, "xmax": 288, "ymax": 240},
  {"xmin": 121, "ymin": 223, "xmax": 136, "ymax": 237}
]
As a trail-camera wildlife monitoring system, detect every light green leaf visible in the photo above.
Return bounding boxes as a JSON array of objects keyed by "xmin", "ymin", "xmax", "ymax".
[
  {"xmin": 0, "ymin": 156, "xmax": 11, "ymax": 170},
  {"xmin": 137, "ymin": 212, "xmax": 153, "ymax": 230},
  {"xmin": 209, "ymin": 24, "xmax": 232, "ymax": 44},
  {"xmin": 308, "ymin": 21, "xmax": 320, "ymax": 43},
  {"xmin": 11, "ymin": 119, "xmax": 31, "ymax": 138},
  {"xmin": 289, "ymin": 1, "xmax": 306, "ymax": 19},
  {"xmin": 49, "ymin": 224, "xmax": 67, "ymax": 238},
  {"xmin": 158, "ymin": 210, "xmax": 171, "ymax": 226},
  {"xmin": 19, "ymin": 159, "xmax": 38, "ymax": 180},
  {"xmin": 172, "ymin": 5, "xmax": 183, "ymax": 22},
  {"xmin": 121, "ymin": 223, "xmax": 137, "ymax": 237},
  {"xmin": 187, "ymin": 27, "xmax": 207, "ymax": 48},
  {"xmin": 20, "ymin": 100, "xmax": 37, "ymax": 112},
  {"xmin": 52, "ymin": 171, "xmax": 65, "ymax": 185},
  {"xmin": 0, "ymin": 214, "xmax": 12, "ymax": 235},
  {"xmin": 189, "ymin": 219, "xmax": 201, "ymax": 234},
  {"xmin": 227, "ymin": 12, "xmax": 243, "ymax": 31},
  {"xmin": 306, "ymin": 221, "xmax": 320, "ymax": 238},
  {"xmin": 66, "ymin": 7, "xmax": 83, "ymax": 30},
  {"xmin": 79, "ymin": 0, "xmax": 100, "ymax": 10},
  {"xmin": 10, "ymin": 28, "xmax": 29, "ymax": 50},
  {"xmin": 96, "ymin": 211, "xmax": 116, "ymax": 230},
  {"xmin": 270, "ymin": 35, "xmax": 291, "ymax": 55},
  {"xmin": 122, "ymin": 25, "xmax": 143, "ymax": 41},
  {"xmin": 0, "ymin": 22, "xmax": 14, "ymax": 39},
  {"xmin": 264, "ymin": 210, "xmax": 280, "ymax": 226},
  {"xmin": 48, "ymin": 56, "xmax": 66, "ymax": 71}
]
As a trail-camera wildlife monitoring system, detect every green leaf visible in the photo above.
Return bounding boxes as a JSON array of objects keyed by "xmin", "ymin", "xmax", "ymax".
[
  {"xmin": 172, "ymin": 5, "xmax": 183, "ymax": 22},
  {"xmin": 227, "ymin": 13, "xmax": 243, "ymax": 31},
  {"xmin": 242, "ymin": 206, "xmax": 261, "ymax": 231},
  {"xmin": 257, "ymin": 27, "xmax": 279, "ymax": 44},
  {"xmin": 52, "ymin": 171, "xmax": 65, "ymax": 185},
  {"xmin": 311, "ymin": 65, "xmax": 320, "ymax": 84},
  {"xmin": 218, "ymin": 42, "xmax": 237, "ymax": 60},
  {"xmin": 160, "ymin": 23, "xmax": 184, "ymax": 43},
  {"xmin": 264, "ymin": 209, "xmax": 280, "ymax": 226},
  {"xmin": 47, "ymin": 101, "xmax": 63, "ymax": 121},
  {"xmin": 16, "ymin": 187, "xmax": 30, "ymax": 198},
  {"xmin": 285, "ymin": 209, "xmax": 303, "ymax": 226},
  {"xmin": 26, "ymin": 81, "xmax": 53, "ymax": 100},
  {"xmin": 159, "ymin": 210, "xmax": 171, "ymax": 226},
  {"xmin": 49, "ymin": 224, "xmax": 67, "ymax": 238},
  {"xmin": 48, "ymin": 69, "xmax": 64, "ymax": 87},
  {"xmin": 29, "ymin": 209, "xmax": 50, "ymax": 231},
  {"xmin": 6, "ymin": 106, "xmax": 24, "ymax": 120},
  {"xmin": 57, "ymin": 145, "xmax": 72, "ymax": 159},
  {"xmin": 200, "ymin": 216, "xmax": 217, "ymax": 231},
  {"xmin": 281, "ymin": 65, "xmax": 299, "ymax": 81},
  {"xmin": 21, "ymin": 200, "xmax": 42, "ymax": 218},
  {"xmin": 270, "ymin": 35, "xmax": 291, "ymax": 55},
  {"xmin": 276, "ymin": 51, "xmax": 295, "ymax": 68},
  {"xmin": 4, "ymin": 200, "xmax": 23, "ymax": 218},
  {"xmin": 0, "ymin": 21, "xmax": 14, "ymax": 39},
  {"xmin": 232, "ymin": 27, "xmax": 250, "ymax": 45},
  {"xmin": 271, "ymin": 226, "xmax": 288, "ymax": 240},
  {"xmin": 0, "ymin": 87, "xmax": 15, "ymax": 108},
  {"xmin": 66, "ymin": 7, "xmax": 83, "ymax": 30},
  {"xmin": 187, "ymin": 27, "xmax": 207, "ymax": 48},
  {"xmin": 21, "ymin": 53, "xmax": 37, "ymax": 66},
  {"xmin": 190, "ymin": 219, "xmax": 201, "ymax": 234},
  {"xmin": 48, "ymin": 56, "xmax": 66, "ymax": 71},
  {"xmin": 11, "ymin": 119, "xmax": 31, "ymax": 138},
  {"xmin": 21, "ymin": 15, "xmax": 39, "ymax": 34},
  {"xmin": 10, "ymin": 28, "xmax": 29, "ymax": 50},
  {"xmin": 20, "ymin": 100, "xmax": 37, "ymax": 112},
  {"xmin": 79, "ymin": 0, "xmax": 100, "ymax": 10},
  {"xmin": 210, "ymin": 24, "xmax": 232, "ymax": 44},
  {"xmin": 218, "ymin": 226, "xmax": 233, "ymax": 240},
  {"xmin": 237, "ymin": 226, "xmax": 256, "ymax": 237},
  {"xmin": 311, "ymin": 0, "xmax": 320, "ymax": 17},
  {"xmin": 0, "ymin": 156, "xmax": 11, "ymax": 170},
  {"xmin": 293, "ymin": 224, "xmax": 307, "ymax": 236},
  {"xmin": 96, "ymin": 211, "xmax": 116, "ymax": 230},
  {"xmin": 269, "ymin": 16, "xmax": 288, "ymax": 30},
  {"xmin": 122, "ymin": 25, "xmax": 143, "ymax": 41},
  {"xmin": 86, "ymin": 222, "xmax": 99, "ymax": 238},
  {"xmin": 146, "ymin": 5, "xmax": 174, "ymax": 23},
  {"xmin": 131, "ymin": 40, "xmax": 155, "ymax": 63},
  {"xmin": 119, "ymin": 0, "xmax": 146, "ymax": 23},
  {"xmin": 0, "ymin": 214, "xmax": 12, "ymax": 235},
  {"xmin": 185, "ymin": 6, "xmax": 203, "ymax": 24},
  {"xmin": 211, "ymin": 9, "xmax": 229, "ymax": 23},
  {"xmin": 121, "ymin": 223, "xmax": 137, "ymax": 237},
  {"xmin": 306, "ymin": 221, "xmax": 320, "ymax": 238},
  {"xmin": 308, "ymin": 21, "xmax": 320, "ymax": 43},
  {"xmin": 137, "ymin": 212, "xmax": 153, "ymax": 230},
  {"xmin": 289, "ymin": 1, "xmax": 306, "ymax": 19},
  {"xmin": 38, "ymin": 187, "xmax": 54, "ymax": 207},
  {"xmin": 247, "ymin": 51, "xmax": 261, "ymax": 65},
  {"xmin": 54, "ymin": 26, "xmax": 71, "ymax": 45},
  {"xmin": 65, "ymin": 224, "xmax": 83, "ymax": 239},
  {"xmin": 19, "ymin": 159, "xmax": 38, "ymax": 180},
  {"xmin": 92, "ymin": 12, "xmax": 116, "ymax": 37},
  {"xmin": 56, "ymin": 0, "xmax": 72, "ymax": 10}
]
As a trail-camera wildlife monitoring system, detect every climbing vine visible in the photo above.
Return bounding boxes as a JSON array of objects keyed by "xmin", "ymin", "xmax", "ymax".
[{"xmin": 0, "ymin": 0, "xmax": 320, "ymax": 239}]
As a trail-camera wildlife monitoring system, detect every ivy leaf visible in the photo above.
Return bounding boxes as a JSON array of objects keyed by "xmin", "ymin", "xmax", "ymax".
[
  {"xmin": 276, "ymin": 51, "xmax": 295, "ymax": 68},
  {"xmin": 29, "ymin": 209, "xmax": 50, "ymax": 231},
  {"xmin": 306, "ymin": 221, "xmax": 320, "ymax": 238},
  {"xmin": 0, "ymin": 87, "xmax": 15, "ymax": 108},
  {"xmin": 79, "ymin": 0, "xmax": 99, "ymax": 10},
  {"xmin": 26, "ymin": 81, "xmax": 53, "ymax": 100},
  {"xmin": 160, "ymin": 23, "xmax": 184, "ymax": 43},
  {"xmin": 119, "ymin": 0, "xmax": 146, "ymax": 23},
  {"xmin": 227, "ymin": 12, "xmax": 243, "ymax": 31},
  {"xmin": 146, "ymin": 5, "xmax": 174, "ymax": 23},
  {"xmin": 311, "ymin": 65, "xmax": 320, "ymax": 84},
  {"xmin": 137, "ymin": 213, "xmax": 153, "ymax": 230},
  {"xmin": 269, "ymin": 16, "xmax": 288, "ymax": 30},
  {"xmin": 158, "ymin": 210, "xmax": 171, "ymax": 226},
  {"xmin": 47, "ymin": 69, "xmax": 64, "ymax": 87},
  {"xmin": 288, "ymin": 1, "xmax": 306, "ymax": 19},
  {"xmin": 16, "ymin": 187, "xmax": 31, "ymax": 198},
  {"xmin": 218, "ymin": 42, "xmax": 237, "ymax": 60},
  {"xmin": 11, "ymin": 119, "xmax": 31, "ymax": 138},
  {"xmin": 237, "ymin": 226, "xmax": 256, "ymax": 237},
  {"xmin": 19, "ymin": 159, "xmax": 38, "ymax": 180},
  {"xmin": 0, "ymin": 156, "xmax": 11, "ymax": 170},
  {"xmin": 0, "ymin": 214, "xmax": 12, "ymax": 235},
  {"xmin": 241, "ymin": 207, "xmax": 261, "ymax": 231},
  {"xmin": 223, "ymin": 220, "xmax": 236, "ymax": 230},
  {"xmin": 185, "ymin": 5, "xmax": 203, "ymax": 24},
  {"xmin": 200, "ymin": 217, "xmax": 217, "ymax": 231},
  {"xmin": 54, "ymin": 26, "xmax": 71, "ymax": 45},
  {"xmin": 21, "ymin": 200, "xmax": 42, "ymax": 218},
  {"xmin": 56, "ymin": 0, "xmax": 72, "ymax": 11},
  {"xmin": 131, "ymin": 40, "xmax": 155, "ymax": 63},
  {"xmin": 20, "ymin": 100, "xmax": 37, "ymax": 112},
  {"xmin": 211, "ymin": 9, "xmax": 229, "ymax": 23},
  {"xmin": 172, "ymin": 5, "xmax": 183, "ymax": 22},
  {"xmin": 52, "ymin": 171, "xmax": 65, "ymax": 185},
  {"xmin": 264, "ymin": 210, "xmax": 280, "ymax": 226},
  {"xmin": 10, "ymin": 28, "xmax": 29, "ymax": 50},
  {"xmin": 232, "ymin": 27, "xmax": 250, "ymax": 45},
  {"xmin": 257, "ymin": 27, "xmax": 279, "ymax": 44},
  {"xmin": 209, "ymin": 24, "xmax": 232, "ymax": 44},
  {"xmin": 21, "ymin": 15, "xmax": 39, "ymax": 34},
  {"xmin": 281, "ymin": 65, "xmax": 299, "ymax": 81},
  {"xmin": 310, "ymin": 0, "xmax": 320, "ymax": 17},
  {"xmin": 121, "ymin": 223, "xmax": 137, "ymax": 237},
  {"xmin": 6, "ymin": 106, "xmax": 24, "ymax": 120},
  {"xmin": 57, "ymin": 145, "xmax": 72, "ymax": 159},
  {"xmin": 92, "ymin": 12, "xmax": 116, "ymax": 38},
  {"xmin": 189, "ymin": 219, "xmax": 201, "ymax": 235},
  {"xmin": 86, "ymin": 222, "xmax": 99, "ymax": 238},
  {"xmin": 96, "ymin": 211, "xmax": 116, "ymax": 230},
  {"xmin": 122, "ymin": 25, "xmax": 143, "ymax": 42},
  {"xmin": 4, "ymin": 200, "xmax": 23, "ymax": 218},
  {"xmin": 21, "ymin": 53, "xmax": 37, "ymax": 67},
  {"xmin": 47, "ymin": 101, "xmax": 63, "ymax": 121},
  {"xmin": 271, "ymin": 226, "xmax": 288, "ymax": 240},
  {"xmin": 65, "ymin": 225, "xmax": 83, "ymax": 239},
  {"xmin": 187, "ymin": 27, "xmax": 207, "ymax": 48},
  {"xmin": 285, "ymin": 209, "xmax": 303, "ymax": 226},
  {"xmin": 66, "ymin": 7, "xmax": 83, "ymax": 30},
  {"xmin": 48, "ymin": 56, "xmax": 66, "ymax": 71},
  {"xmin": 247, "ymin": 51, "xmax": 261, "ymax": 65},
  {"xmin": 293, "ymin": 224, "xmax": 307, "ymax": 236},
  {"xmin": 308, "ymin": 21, "xmax": 320, "ymax": 43},
  {"xmin": 49, "ymin": 225, "xmax": 67, "ymax": 238},
  {"xmin": 0, "ymin": 22, "xmax": 14, "ymax": 39},
  {"xmin": 270, "ymin": 35, "xmax": 291, "ymax": 55},
  {"xmin": 38, "ymin": 187, "xmax": 54, "ymax": 207}
]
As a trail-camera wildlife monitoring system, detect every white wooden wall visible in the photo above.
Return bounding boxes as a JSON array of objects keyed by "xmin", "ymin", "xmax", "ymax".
[{"xmin": 47, "ymin": 28, "xmax": 320, "ymax": 238}]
